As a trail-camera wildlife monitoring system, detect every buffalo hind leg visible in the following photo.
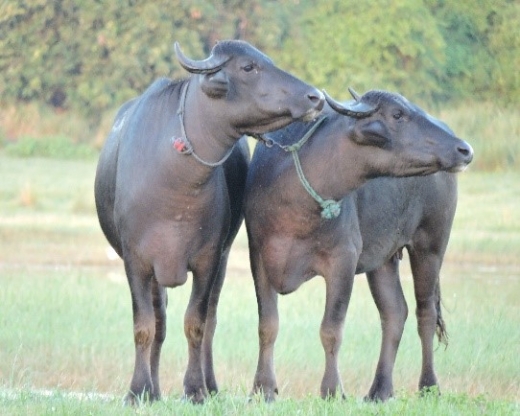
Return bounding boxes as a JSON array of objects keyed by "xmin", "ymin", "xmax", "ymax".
[
  {"xmin": 365, "ymin": 253, "xmax": 408, "ymax": 402},
  {"xmin": 319, "ymin": 266, "xmax": 355, "ymax": 399},
  {"xmin": 124, "ymin": 256, "xmax": 157, "ymax": 405},
  {"xmin": 408, "ymin": 248, "xmax": 446, "ymax": 395},
  {"xmin": 251, "ymin": 255, "xmax": 279, "ymax": 402}
]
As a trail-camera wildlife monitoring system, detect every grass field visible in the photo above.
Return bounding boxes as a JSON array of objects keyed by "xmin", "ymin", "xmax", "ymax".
[{"xmin": 0, "ymin": 155, "xmax": 519, "ymax": 415}]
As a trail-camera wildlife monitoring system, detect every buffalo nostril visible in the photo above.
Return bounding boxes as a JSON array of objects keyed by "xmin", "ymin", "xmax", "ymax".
[
  {"xmin": 458, "ymin": 147, "xmax": 469, "ymax": 156},
  {"xmin": 307, "ymin": 90, "xmax": 325, "ymax": 110},
  {"xmin": 457, "ymin": 143, "xmax": 474, "ymax": 162}
]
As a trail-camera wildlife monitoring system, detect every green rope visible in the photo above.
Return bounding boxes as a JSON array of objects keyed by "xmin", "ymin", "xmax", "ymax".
[
  {"xmin": 267, "ymin": 116, "xmax": 342, "ymax": 220},
  {"xmin": 291, "ymin": 151, "xmax": 341, "ymax": 219}
]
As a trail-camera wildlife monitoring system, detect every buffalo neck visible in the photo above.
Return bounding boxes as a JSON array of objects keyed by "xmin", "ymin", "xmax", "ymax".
[
  {"xmin": 294, "ymin": 115, "xmax": 374, "ymax": 206},
  {"xmin": 181, "ymin": 78, "xmax": 240, "ymax": 163}
]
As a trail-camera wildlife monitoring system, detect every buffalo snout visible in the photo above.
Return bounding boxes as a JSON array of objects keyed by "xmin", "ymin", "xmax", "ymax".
[
  {"xmin": 301, "ymin": 88, "xmax": 325, "ymax": 121},
  {"xmin": 457, "ymin": 141, "xmax": 474, "ymax": 162},
  {"xmin": 307, "ymin": 89, "xmax": 325, "ymax": 108},
  {"xmin": 447, "ymin": 139, "xmax": 474, "ymax": 172}
]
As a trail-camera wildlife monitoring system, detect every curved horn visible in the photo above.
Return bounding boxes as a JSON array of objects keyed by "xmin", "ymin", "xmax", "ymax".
[
  {"xmin": 323, "ymin": 90, "xmax": 378, "ymax": 119},
  {"xmin": 174, "ymin": 42, "xmax": 231, "ymax": 75},
  {"xmin": 348, "ymin": 87, "xmax": 362, "ymax": 101}
]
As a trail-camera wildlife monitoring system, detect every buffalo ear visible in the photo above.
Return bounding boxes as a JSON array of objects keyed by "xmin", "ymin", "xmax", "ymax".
[
  {"xmin": 354, "ymin": 120, "xmax": 390, "ymax": 147},
  {"xmin": 200, "ymin": 70, "xmax": 229, "ymax": 98}
]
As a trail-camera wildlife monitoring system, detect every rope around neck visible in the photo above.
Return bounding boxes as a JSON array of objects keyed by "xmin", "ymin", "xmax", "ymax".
[
  {"xmin": 263, "ymin": 116, "xmax": 342, "ymax": 220},
  {"xmin": 172, "ymin": 81, "xmax": 235, "ymax": 168}
]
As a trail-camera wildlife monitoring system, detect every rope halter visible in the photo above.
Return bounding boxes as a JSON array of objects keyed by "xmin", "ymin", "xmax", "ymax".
[
  {"xmin": 171, "ymin": 81, "xmax": 235, "ymax": 168},
  {"xmin": 261, "ymin": 116, "xmax": 342, "ymax": 220}
]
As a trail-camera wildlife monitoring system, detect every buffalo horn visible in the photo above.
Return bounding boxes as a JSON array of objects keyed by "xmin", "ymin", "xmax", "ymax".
[
  {"xmin": 348, "ymin": 87, "xmax": 362, "ymax": 101},
  {"xmin": 323, "ymin": 90, "xmax": 378, "ymax": 119},
  {"xmin": 174, "ymin": 42, "xmax": 231, "ymax": 75}
]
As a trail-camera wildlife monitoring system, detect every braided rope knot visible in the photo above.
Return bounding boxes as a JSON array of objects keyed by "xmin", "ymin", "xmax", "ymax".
[
  {"xmin": 284, "ymin": 143, "xmax": 301, "ymax": 152},
  {"xmin": 320, "ymin": 200, "xmax": 341, "ymax": 219}
]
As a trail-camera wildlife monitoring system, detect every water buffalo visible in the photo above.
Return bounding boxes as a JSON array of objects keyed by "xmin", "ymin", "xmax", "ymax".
[
  {"xmin": 244, "ymin": 88, "xmax": 473, "ymax": 401},
  {"xmin": 94, "ymin": 40, "xmax": 324, "ymax": 404}
]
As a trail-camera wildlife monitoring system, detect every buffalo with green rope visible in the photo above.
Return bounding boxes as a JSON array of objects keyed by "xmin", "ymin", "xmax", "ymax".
[{"xmin": 244, "ymin": 88, "xmax": 473, "ymax": 401}]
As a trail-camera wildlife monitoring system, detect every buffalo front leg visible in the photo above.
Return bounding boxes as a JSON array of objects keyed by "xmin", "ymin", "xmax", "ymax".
[
  {"xmin": 319, "ymin": 267, "xmax": 355, "ymax": 399},
  {"xmin": 150, "ymin": 278, "xmax": 167, "ymax": 400},
  {"xmin": 201, "ymin": 249, "xmax": 231, "ymax": 395},
  {"xmin": 365, "ymin": 254, "xmax": 408, "ymax": 402},
  {"xmin": 251, "ymin": 258, "xmax": 279, "ymax": 402},
  {"xmin": 408, "ymin": 249, "xmax": 446, "ymax": 394},
  {"xmin": 183, "ymin": 263, "xmax": 218, "ymax": 403},
  {"xmin": 124, "ymin": 257, "xmax": 157, "ymax": 405}
]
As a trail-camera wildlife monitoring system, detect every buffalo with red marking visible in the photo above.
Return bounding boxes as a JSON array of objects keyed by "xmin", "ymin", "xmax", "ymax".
[{"xmin": 94, "ymin": 40, "xmax": 324, "ymax": 404}]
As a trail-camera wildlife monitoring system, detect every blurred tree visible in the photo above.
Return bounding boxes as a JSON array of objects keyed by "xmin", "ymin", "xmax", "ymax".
[
  {"xmin": 276, "ymin": 0, "xmax": 446, "ymax": 102},
  {"xmin": 0, "ymin": 1, "xmax": 75, "ymax": 105},
  {"xmin": 0, "ymin": 0, "xmax": 517, "ymax": 126},
  {"xmin": 0, "ymin": 0, "xmax": 212, "ymax": 120},
  {"xmin": 425, "ymin": 0, "xmax": 519, "ymax": 104},
  {"xmin": 183, "ymin": 0, "xmax": 292, "ymax": 54},
  {"xmin": 487, "ymin": 1, "xmax": 520, "ymax": 104},
  {"xmin": 0, "ymin": 0, "xmax": 292, "ymax": 121}
]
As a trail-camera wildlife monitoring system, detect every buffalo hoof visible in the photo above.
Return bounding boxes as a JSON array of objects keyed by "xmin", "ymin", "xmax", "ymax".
[
  {"xmin": 364, "ymin": 378, "xmax": 394, "ymax": 402},
  {"xmin": 321, "ymin": 391, "xmax": 346, "ymax": 401},
  {"xmin": 123, "ymin": 391, "xmax": 159, "ymax": 406},
  {"xmin": 205, "ymin": 378, "xmax": 219, "ymax": 396},
  {"xmin": 320, "ymin": 382, "xmax": 346, "ymax": 401},
  {"xmin": 182, "ymin": 388, "xmax": 208, "ymax": 404},
  {"xmin": 364, "ymin": 388, "xmax": 393, "ymax": 402},
  {"xmin": 419, "ymin": 385, "xmax": 441, "ymax": 397},
  {"xmin": 364, "ymin": 391, "xmax": 393, "ymax": 403},
  {"xmin": 250, "ymin": 386, "xmax": 278, "ymax": 403}
]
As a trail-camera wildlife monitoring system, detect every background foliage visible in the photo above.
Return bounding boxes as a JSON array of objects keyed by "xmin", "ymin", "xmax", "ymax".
[{"xmin": 1, "ymin": 0, "xmax": 518, "ymax": 120}]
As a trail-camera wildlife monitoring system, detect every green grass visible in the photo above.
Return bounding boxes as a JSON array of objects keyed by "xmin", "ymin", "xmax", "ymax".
[
  {"xmin": 0, "ymin": 155, "xmax": 519, "ymax": 414},
  {"xmin": 1, "ymin": 389, "xmax": 517, "ymax": 416},
  {"xmin": 3, "ymin": 135, "xmax": 98, "ymax": 159},
  {"xmin": 0, "ymin": 155, "xmax": 96, "ymax": 214},
  {"xmin": 1, "ymin": 268, "xmax": 518, "ymax": 415},
  {"xmin": 447, "ymin": 170, "xmax": 520, "ymax": 264}
]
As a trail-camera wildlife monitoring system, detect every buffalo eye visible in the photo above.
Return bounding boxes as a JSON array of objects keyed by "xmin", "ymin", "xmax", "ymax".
[
  {"xmin": 393, "ymin": 110, "xmax": 404, "ymax": 120},
  {"xmin": 242, "ymin": 63, "xmax": 255, "ymax": 73}
]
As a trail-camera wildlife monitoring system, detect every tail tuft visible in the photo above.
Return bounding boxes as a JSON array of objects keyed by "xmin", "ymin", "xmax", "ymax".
[{"xmin": 435, "ymin": 281, "xmax": 449, "ymax": 348}]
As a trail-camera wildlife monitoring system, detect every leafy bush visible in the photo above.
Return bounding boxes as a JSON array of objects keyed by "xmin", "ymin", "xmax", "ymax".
[
  {"xmin": 3, "ymin": 136, "xmax": 98, "ymax": 159},
  {"xmin": 0, "ymin": 0, "xmax": 518, "ymax": 118}
]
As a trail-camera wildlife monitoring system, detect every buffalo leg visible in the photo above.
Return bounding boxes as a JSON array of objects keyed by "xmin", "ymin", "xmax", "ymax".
[
  {"xmin": 251, "ymin": 257, "xmax": 279, "ymax": 402},
  {"xmin": 201, "ymin": 249, "xmax": 231, "ymax": 394},
  {"xmin": 408, "ymin": 249, "xmax": 444, "ymax": 393},
  {"xmin": 319, "ymin": 269, "xmax": 354, "ymax": 399},
  {"xmin": 183, "ymin": 263, "xmax": 217, "ymax": 403},
  {"xmin": 124, "ymin": 257, "xmax": 157, "ymax": 404},
  {"xmin": 150, "ymin": 278, "xmax": 167, "ymax": 400},
  {"xmin": 365, "ymin": 254, "xmax": 408, "ymax": 401}
]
